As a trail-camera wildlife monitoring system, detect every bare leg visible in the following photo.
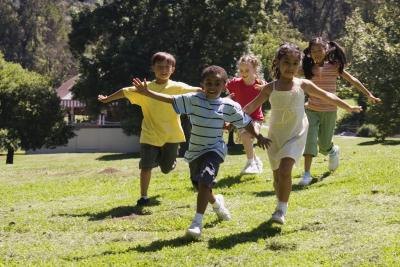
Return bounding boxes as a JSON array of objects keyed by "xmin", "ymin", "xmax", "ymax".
[
  {"xmin": 273, "ymin": 169, "xmax": 279, "ymax": 196},
  {"xmin": 304, "ymin": 154, "xmax": 313, "ymax": 173},
  {"xmin": 241, "ymin": 131, "xmax": 255, "ymax": 160},
  {"xmin": 140, "ymin": 168, "xmax": 152, "ymax": 197},
  {"xmin": 196, "ymin": 183, "xmax": 212, "ymax": 214},
  {"xmin": 277, "ymin": 158, "xmax": 295, "ymax": 202}
]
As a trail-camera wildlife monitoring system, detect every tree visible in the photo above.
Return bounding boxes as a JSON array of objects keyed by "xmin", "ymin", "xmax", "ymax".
[
  {"xmin": 69, "ymin": 0, "xmax": 270, "ymax": 134},
  {"xmin": 341, "ymin": 2, "xmax": 400, "ymax": 140},
  {"xmin": 0, "ymin": 53, "xmax": 75, "ymax": 164}
]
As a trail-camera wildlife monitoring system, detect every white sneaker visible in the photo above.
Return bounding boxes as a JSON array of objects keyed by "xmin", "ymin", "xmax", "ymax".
[
  {"xmin": 213, "ymin": 194, "xmax": 231, "ymax": 221},
  {"xmin": 255, "ymin": 156, "xmax": 263, "ymax": 173},
  {"xmin": 328, "ymin": 145, "xmax": 340, "ymax": 171},
  {"xmin": 186, "ymin": 221, "xmax": 202, "ymax": 239},
  {"xmin": 298, "ymin": 173, "xmax": 312, "ymax": 186},
  {"xmin": 271, "ymin": 210, "xmax": 285, "ymax": 224},
  {"xmin": 241, "ymin": 159, "xmax": 260, "ymax": 174}
]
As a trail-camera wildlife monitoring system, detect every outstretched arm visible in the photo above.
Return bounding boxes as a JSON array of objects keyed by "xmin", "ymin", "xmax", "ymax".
[
  {"xmin": 243, "ymin": 83, "xmax": 271, "ymax": 114},
  {"xmin": 302, "ymin": 79, "xmax": 362, "ymax": 113},
  {"xmin": 98, "ymin": 88, "xmax": 128, "ymax": 103},
  {"xmin": 340, "ymin": 70, "xmax": 381, "ymax": 104},
  {"xmin": 132, "ymin": 78, "xmax": 174, "ymax": 104}
]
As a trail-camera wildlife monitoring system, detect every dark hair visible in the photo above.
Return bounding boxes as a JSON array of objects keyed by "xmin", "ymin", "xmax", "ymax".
[
  {"xmin": 151, "ymin": 52, "xmax": 176, "ymax": 67},
  {"xmin": 271, "ymin": 43, "xmax": 302, "ymax": 79},
  {"xmin": 303, "ymin": 37, "xmax": 347, "ymax": 79},
  {"xmin": 201, "ymin": 65, "xmax": 228, "ymax": 83}
]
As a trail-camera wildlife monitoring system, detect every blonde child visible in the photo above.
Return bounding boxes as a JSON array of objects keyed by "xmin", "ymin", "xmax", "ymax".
[
  {"xmin": 132, "ymin": 65, "xmax": 271, "ymax": 239},
  {"xmin": 226, "ymin": 54, "xmax": 265, "ymax": 174},
  {"xmin": 297, "ymin": 37, "xmax": 381, "ymax": 186},
  {"xmin": 98, "ymin": 52, "xmax": 200, "ymax": 206},
  {"xmin": 244, "ymin": 43, "xmax": 362, "ymax": 224}
]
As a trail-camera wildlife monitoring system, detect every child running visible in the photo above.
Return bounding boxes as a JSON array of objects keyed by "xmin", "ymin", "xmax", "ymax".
[
  {"xmin": 298, "ymin": 37, "xmax": 381, "ymax": 186},
  {"xmin": 132, "ymin": 65, "xmax": 271, "ymax": 239},
  {"xmin": 244, "ymin": 43, "xmax": 362, "ymax": 224},
  {"xmin": 98, "ymin": 52, "xmax": 200, "ymax": 206},
  {"xmin": 226, "ymin": 54, "xmax": 265, "ymax": 174}
]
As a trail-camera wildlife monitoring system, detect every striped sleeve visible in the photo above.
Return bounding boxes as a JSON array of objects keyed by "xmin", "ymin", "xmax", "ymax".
[
  {"xmin": 172, "ymin": 93, "xmax": 193, "ymax": 115},
  {"xmin": 224, "ymin": 101, "xmax": 252, "ymax": 129}
]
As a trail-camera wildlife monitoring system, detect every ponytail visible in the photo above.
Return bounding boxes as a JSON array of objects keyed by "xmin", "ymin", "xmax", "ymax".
[
  {"xmin": 326, "ymin": 41, "xmax": 347, "ymax": 74},
  {"xmin": 302, "ymin": 47, "xmax": 314, "ymax": 79}
]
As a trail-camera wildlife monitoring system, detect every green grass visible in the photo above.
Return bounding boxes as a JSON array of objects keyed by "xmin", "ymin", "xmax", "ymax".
[{"xmin": 1, "ymin": 137, "xmax": 400, "ymax": 266}]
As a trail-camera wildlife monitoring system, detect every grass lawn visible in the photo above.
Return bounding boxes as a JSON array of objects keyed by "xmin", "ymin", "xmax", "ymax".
[{"xmin": 1, "ymin": 137, "xmax": 400, "ymax": 266}]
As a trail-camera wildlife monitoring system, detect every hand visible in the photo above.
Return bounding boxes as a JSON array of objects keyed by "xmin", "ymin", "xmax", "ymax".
[
  {"xmin": 254, "ymin": 83, "xmax": 266, "ymax": 91},
  {"xmin": 256, "ymin": 134, "xmax": 272, "ymax": 150},
  {"xmin": 349, "ymin": 106, "xmax": 363, "ymax": 113},
  {"xmin": 132, "ymin": 78, "xmax": 148, "ymax": 94},
  {"xmin": 223, "ymin": 122, "xmax": 234, "ymax": 132},
  {"xmin": 98, "ymin": 95, "xmax": 108, "ymax": 103},
  {"xmin": 367, "ymin": 94, "xmax": 382, "ymax": 104}
]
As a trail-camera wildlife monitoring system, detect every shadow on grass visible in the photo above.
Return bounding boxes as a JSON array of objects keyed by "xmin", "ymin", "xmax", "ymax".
[
  {"xmin": 214, "ymin": 174, "xmax": 243, "ymax": 189},
  {"xmin": 208, "ymin": 220, "xmax": 281, "ymax": 249},
  {"xmin": 58, "ymin": 196, "xmax": 161, "ymax": 220},
  {"xmin": 254, "ymin": 171, "xmax": 332, "ymax": 197},
  {"xmin": 134, "ymin": 236, "xmax": 197, "ymax": 252},
  {"xmin": 358, "ymin": 139, "xmax": 400, "ymax": 146},
  {"xmin": 96, "ymin": 153, "xmax": 140, "ymax": 161},
  {"xmin": 227, "ymin": 144, "xmax": 245, "ymax": 155}
]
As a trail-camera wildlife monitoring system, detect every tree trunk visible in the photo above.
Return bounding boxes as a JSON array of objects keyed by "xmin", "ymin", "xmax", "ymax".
[{"xmin": 6, "ymin": 148, "xmax": 14, "ymax": 164}]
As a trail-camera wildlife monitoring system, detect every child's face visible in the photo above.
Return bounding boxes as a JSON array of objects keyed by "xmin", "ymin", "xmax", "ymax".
[
  {"xmin": 201, "ymin": 74, "xmax": 226, "ymax": 99},
  {"xmin": 279, "ymin": 52, "xmax": 300, "ymax": 79},
  {"xmin": 152, "ymin": 60, "xmax": 175, "ymax": 82},
  {"xmin": 238, "ymin": 62, "xmax": 256, "ymax": 81},
  {"xmin": 310, "ymin": 43, "xmax": 327, "ymax": 64}
]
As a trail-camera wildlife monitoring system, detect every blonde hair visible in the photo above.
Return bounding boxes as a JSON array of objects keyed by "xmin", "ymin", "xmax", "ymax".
[{"xmin": 236, "ymin": 54, "xmax": 264, "ymax": 81}]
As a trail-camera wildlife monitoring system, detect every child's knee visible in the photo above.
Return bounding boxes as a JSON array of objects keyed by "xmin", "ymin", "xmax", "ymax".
[{"xmin": 160, "ymin": 160, "xmax": 176, "ymax": 174}]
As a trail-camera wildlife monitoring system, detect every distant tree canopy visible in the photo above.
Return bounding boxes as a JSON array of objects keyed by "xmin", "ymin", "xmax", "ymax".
[
  {"xmin": 0, "ymin": 53, "xmax": 74, "ymax": 164},
  {"xmin": 69, "ymin": 0, "xmax": 271, "ymax": 133},
  {"xmin": 342, "ymin": 1, "xmax": 400, "ymax": 140}
]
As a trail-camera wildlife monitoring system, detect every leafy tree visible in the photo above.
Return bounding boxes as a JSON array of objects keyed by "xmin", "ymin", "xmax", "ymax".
[
  {"xmin": 342, "ymin": 2, "xmax": 400, "ymax": 140},
  {"xmin": 69, "ymin": 0, "xmax": 269, "ymax": 134},
  {"xmin": 0, "ymin": 53, "xmax": 75, "ymax": 164}
]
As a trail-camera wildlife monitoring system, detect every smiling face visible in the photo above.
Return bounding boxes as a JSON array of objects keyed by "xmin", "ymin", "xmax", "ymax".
[
  {"xmin": 310, "ymin": 43, "xmax": 327, "ymax": 65},
  {"xmin": 238, "ymin": 62, "xmax": 257, "ymax": 83},
  {"xmin": 278, "ymin": 52, "xmax": 301, "ymax": 80},
  {"xmin": 152, "ymin": 60, "xmax": 175, "ymax": 84},
  {"xmin": 201, "ymin": 73, "xmax": 226, "ymax": 99}
]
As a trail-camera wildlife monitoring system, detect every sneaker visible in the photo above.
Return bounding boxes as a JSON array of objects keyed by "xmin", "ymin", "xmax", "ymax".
[
  {"xmin": 241, "ymin": 159, "xmax": 260, "ymax": 175},
  {"xmin": 213, "ymin": 194, "xmax": 231, "ymax": 221},
  {"xmin": 255, "ymin": 156, "xmax": 263, "ymax": 173},
  {"xmin": 186, "ymin": 221, "xmax": 202, "ymax": 239},
  {"xmin": 328, "ymin": 145, "xmax": 340, "ymax": 171},
  {"xmin": 271, "ymin": 210, "xmax": 285, "ymax": 224},
  {"xmin": 298, "ymin": 173, "xmax": 312, "ymax": 186},
  {"xmin": 136, "ymin": 197, "xmax": 150, "ymax": 206}
]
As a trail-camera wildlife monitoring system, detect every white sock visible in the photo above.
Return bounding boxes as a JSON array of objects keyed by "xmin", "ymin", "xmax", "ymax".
[
  {"xmin": 193, "ymin": 213, "xmax": 203, "ymax": 224},
  {"xmin": 141, "ymin": 196, "xmax": 148, "ymax": 200},
  {"xmin": 304, "ymin": 171, "xmax": 311, "ymax": 178},
  {"xmin": 277, "ymin": 201, "xmax": 288, "ymax": 215}
]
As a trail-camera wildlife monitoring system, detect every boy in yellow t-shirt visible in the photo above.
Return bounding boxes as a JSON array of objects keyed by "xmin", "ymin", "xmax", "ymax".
[{"xmin": 98, "ymin": 52, "xmax": 200, "ymax": 206}]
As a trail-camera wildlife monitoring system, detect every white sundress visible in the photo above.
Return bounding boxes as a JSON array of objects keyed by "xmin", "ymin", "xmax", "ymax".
[{"xmin": 267, "ymin": 81, "xmax": 309, "ymax": 171}]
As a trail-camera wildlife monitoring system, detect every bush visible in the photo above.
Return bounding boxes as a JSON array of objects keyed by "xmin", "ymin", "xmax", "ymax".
[{"xmin": 356, "ymin": 124, "xmax": 378, "ymax": 138}]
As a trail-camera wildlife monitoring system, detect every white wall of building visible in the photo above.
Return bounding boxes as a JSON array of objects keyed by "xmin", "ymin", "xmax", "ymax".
[{"xmin": 27, "ymin": 128, "xmax": 140, "ymax": 154}]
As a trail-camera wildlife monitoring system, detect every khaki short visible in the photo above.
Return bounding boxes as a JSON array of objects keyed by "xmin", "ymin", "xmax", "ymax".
[{"xmin": 236, "ymin": 120, "xmax": 263, "ymax": 143}]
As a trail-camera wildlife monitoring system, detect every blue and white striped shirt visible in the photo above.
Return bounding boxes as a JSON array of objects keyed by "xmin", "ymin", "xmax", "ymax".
[{"xmin": 172, "ymin": 92, "xmax": 252, "ymax": 162}]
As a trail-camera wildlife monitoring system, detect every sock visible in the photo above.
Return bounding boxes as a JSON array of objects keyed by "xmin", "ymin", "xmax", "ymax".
[
  {"xmin": 193, "ymin": 213, "xmax": 203, "ymax": 224},
  {"xmin": 277, "ymin": 201, "xmax": 288, "ymax": 215},
  {"xmin": 141, "ymin": 196, "xmax": 148, "ymax": 200},
  {"xmin": 304, "ymin": 171, "xmax": 311, "ymax": 178}
]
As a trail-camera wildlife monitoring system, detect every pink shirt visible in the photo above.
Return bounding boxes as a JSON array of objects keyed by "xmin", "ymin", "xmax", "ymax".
[
  {"xmin": 226, "ymin": 77, "xmax": 264, "ymax": 121},
  {"xmin": 307, "ymin": 62, "xmax": 340, "ymax": 112}
]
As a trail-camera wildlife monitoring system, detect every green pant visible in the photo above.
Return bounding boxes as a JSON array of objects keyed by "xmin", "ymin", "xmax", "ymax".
[{"xmin": 304, "ymin": 109, "xmax": 337, "ymax": 157}]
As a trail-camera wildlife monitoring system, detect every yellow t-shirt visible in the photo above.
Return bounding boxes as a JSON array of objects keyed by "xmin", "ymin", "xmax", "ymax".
[{"xmin": 122, "ymin": 80, "xmax": 198, "ymax": 146}]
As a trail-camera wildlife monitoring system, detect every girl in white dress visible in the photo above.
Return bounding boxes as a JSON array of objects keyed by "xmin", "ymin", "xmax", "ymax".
[{"xmin": 244, "ymin": 43, "xmax": 362, "ymax": 224}]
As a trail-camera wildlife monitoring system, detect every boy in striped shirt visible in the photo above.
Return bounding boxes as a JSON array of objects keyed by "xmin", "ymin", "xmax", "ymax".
[{"xmin": 132, "ymin": 65, "xmax": 271, "ymax": 239}]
